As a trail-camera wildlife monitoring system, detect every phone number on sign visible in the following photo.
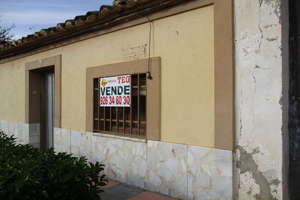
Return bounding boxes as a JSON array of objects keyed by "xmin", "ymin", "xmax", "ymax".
[{"xmin": 100, "ymin": 96, "xmax": 131, "ymax": 105}]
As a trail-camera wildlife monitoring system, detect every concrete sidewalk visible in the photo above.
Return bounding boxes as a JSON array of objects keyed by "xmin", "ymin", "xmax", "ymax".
[{"xmin": 101, "ymin": 180, "xmax": 178, "ymax": 200}]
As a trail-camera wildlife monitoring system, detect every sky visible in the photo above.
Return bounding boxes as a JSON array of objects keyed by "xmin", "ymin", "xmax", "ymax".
[{"xmin": 0, "ymin": 0, "xmax": 114, "ymax": 39}]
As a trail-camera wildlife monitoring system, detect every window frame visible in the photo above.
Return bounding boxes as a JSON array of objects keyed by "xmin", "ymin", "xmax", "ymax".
[
  {"xmin": 86, "ymin": 57, "xmax": 161, "ymax": 141},
  {"xmin": 93, "ymin": 73, "xmax": 148, "ymax": 138}
]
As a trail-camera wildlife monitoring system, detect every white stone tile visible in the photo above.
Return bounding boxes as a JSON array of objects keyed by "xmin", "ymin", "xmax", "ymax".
[
  {"xmin": 54, "ymin": 128, "xmax": 65, "ymax": 152},
  {"xmin": 40, "ymin": 128, "xmax": 233, "ymax": 200},
  {"xmin": 103, "ymin": 138, "xmax": 129, "ymax": 183},
  {"xmin": 91, "ymin": 133, "xmax": 148, "ymax": 187},
  {"xmin": 211, "ymin": 176, "xmax": 232, "ymax": 199},
  {"xmin": 53, "ymin": 128, "xmax": 61, "ymax": 148},
  {"xmin": 1, "ymin": 121, "xmax": 8, "ymax": 134},
  {"xmin": 92, "ymin": 134, "xmax": 109, "ymax": 163},
  {"xmin": 0, "ymin": 122, "xmax": 28, "ymax": 144},
  {"xmin": 61, "ymin": 128, "xmax": 71, "ymax": 153},
  {"xmin": 79, "ymin": 132, "xmax": 93, "ymax": 161},
  {"xmin": 54, "ymin": 128, "xmax": 71, "ymax": 153},
  {"xmin": 145, "ymin": 141, "xmax": 188, "ymax": 199},
  {"xmin": 16, "ymin": 123, "xmax": 26, "ymax": 144},
  {"xmin": 70, "ymin": 130, "xmax": 82, "ymax": 156},
  {"xmin": 8, "ymin": 121, "xmax": 18, "ymax": 137},
  {"xmin": 187, "ymin": 145, "xmax": 232, "ymax": 200},
  {"xmin": 0, "ymin": 120, "xmax": 3, "ymax": 131},
  {"xmin": 4, "ymin": 121, "xmax": 10, "ymax": 136},
  {"xmin": 7, "ymin": 122, "xmax": 15, "ymax": 138},
  {"xmin": 23, "ymin": 124, "xmax": 29, "ymax": 144},
  {"xmin": 126, "ymin": 141, "xmax": 147, "ymax": 188},
  {"xmin": 70, "ymin": 130, "xmax": 81, "ymax": 146}
]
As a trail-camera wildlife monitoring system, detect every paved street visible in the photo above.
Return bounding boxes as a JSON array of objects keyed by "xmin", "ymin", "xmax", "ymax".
[{"xmin": 102, "ymin": 180, "xmax": 178, "ymax": 200}]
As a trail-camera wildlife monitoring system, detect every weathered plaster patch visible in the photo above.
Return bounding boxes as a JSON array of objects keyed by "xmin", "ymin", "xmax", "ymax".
[
  {"xmin": 122, "ymin": 44, "xmax": 148, "ymax": 61},
  {"xmin": 239, "ymin": 171, "xmax": 260, "ymax": 199},
  {"xmin": 235, "ymin": 0, "xmax": 283, "ymax": 199},
  {"xmin": 259, "ymin": 0, "xmax": 281, "ymax": 20},
  {"xmin": 237, "ymin": 146, "xmax": 279, "ymax": 200}
]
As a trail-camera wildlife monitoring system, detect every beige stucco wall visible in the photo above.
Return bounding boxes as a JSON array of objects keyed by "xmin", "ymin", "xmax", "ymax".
[
  {"xmin": 0, "ymin": 5, "xmax": 214, "ymax": 147},
  {"xmin": 0, "ymin": 62, "xmax": 26, "ymax": 123}
]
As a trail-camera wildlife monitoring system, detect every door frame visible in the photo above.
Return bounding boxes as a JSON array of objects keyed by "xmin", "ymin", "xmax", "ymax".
[
  {"xmin": 45, "ymin": 72, "xmax": 55, "ymax": 148},
  {"xmin": 25, "ymin": 55, "xmax": 62, "ymax": 148}
]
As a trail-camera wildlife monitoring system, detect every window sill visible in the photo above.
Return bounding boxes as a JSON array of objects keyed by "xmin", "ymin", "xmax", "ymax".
[{"xmin": 92, "ymin": 132, "xmax": 147, "ymax": 143}]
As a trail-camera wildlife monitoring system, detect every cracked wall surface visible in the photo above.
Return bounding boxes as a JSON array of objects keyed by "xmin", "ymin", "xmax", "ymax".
[{"xmin": 234, "ymin": 0, "xmax": 283, "ymax": 199}]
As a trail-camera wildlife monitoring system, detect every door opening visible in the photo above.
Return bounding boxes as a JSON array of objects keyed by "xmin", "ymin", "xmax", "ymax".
[{"xmin": 29, "ymin": 67, "xmax": 54, "ymax": 150}]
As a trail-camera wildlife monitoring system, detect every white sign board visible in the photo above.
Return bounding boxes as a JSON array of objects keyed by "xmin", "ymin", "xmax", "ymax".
[{"xmin": 99, "ymin": 75, "xmax": 131, "ymax": 107}]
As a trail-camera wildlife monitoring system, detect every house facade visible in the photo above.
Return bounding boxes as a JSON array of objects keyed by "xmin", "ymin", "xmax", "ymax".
[{"xmin": 0, "ymin": 0, "xmax": 294, "ymax": 199}]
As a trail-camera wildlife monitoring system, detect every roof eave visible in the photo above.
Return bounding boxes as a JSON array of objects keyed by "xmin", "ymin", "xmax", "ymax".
[{"xmin": 0, "ymin": 0, "xmax": 192, "ymax": 60}]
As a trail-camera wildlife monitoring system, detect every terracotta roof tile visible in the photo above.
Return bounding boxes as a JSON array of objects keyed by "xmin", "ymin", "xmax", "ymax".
[
  {"xmin": 0, "ymin": 0, "xmax": 192, "ymax": 59},
  {"xmin": 99, "ymin": 5, "xmax": 114, "ymax": 16},
  {"xmin": 86, "ymin": 11, "xmax": 99, "ymax": 22}
]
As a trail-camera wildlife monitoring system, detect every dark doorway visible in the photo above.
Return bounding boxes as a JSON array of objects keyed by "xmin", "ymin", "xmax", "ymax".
[
  {"xmin": 289, "ymin": 0, "xmax": 300, "ymax": 199},
  {"xmin": 29, "ymin": 67, "xmax": 54, "ymax": 150}
]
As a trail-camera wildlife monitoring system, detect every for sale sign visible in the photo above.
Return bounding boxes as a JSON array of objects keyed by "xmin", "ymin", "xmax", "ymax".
[{"xmin": 99, "ymin": 75, "xmax": 131, "ymax": 107}]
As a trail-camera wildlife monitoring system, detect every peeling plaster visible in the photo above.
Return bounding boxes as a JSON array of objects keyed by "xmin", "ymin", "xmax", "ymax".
[
  {"xmin": 259, "ymin": 0, "xmax": 281, "ymax": 21},
  {"xmin": 237, "ymin": 146, "xmax": 280, "ymax": 200},
  {"xmin": 234, "ymin": 0, "xmax": 283, "ymax": 199}
]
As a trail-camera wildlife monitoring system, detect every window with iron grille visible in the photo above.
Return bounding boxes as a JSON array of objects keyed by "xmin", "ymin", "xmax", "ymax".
[{"xmin": 93, "ymin": 73, "xmax": 147, "ymax": 138}]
